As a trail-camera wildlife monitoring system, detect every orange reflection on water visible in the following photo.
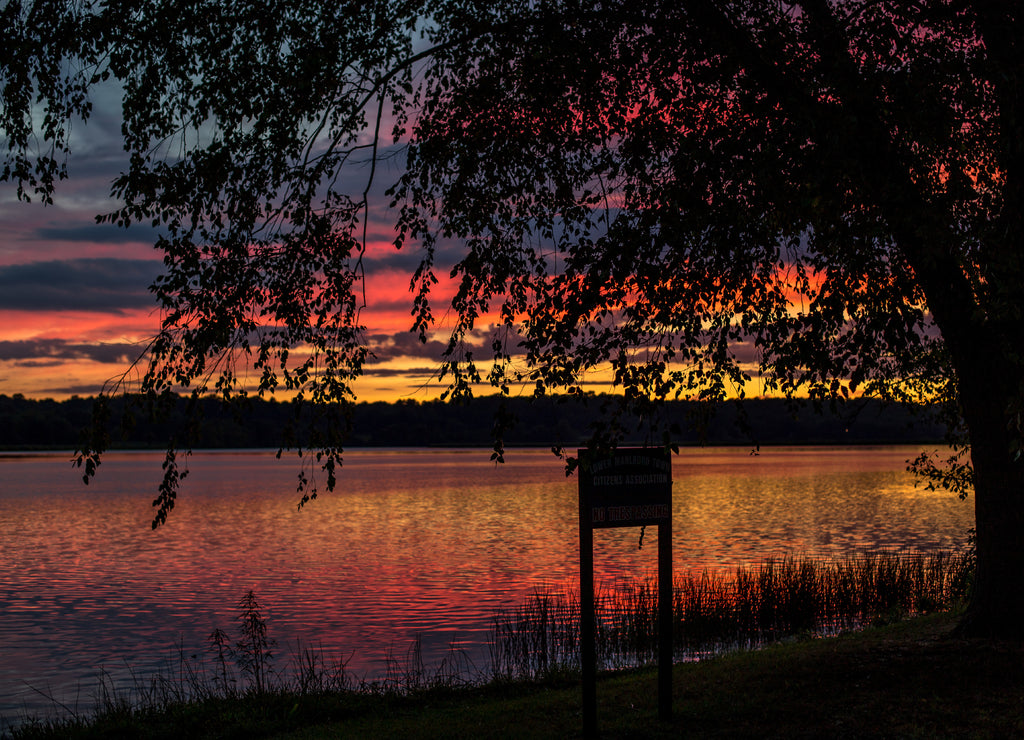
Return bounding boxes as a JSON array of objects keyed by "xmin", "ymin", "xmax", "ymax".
[{"xmin": 0, "ymin": 446, "xmax": 972, "ymax": 718}]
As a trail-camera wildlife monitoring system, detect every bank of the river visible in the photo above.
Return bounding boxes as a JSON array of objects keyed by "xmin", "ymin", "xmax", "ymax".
[{"xmin": 7, "ymin": 612, "xmax": 1022, "ymax": 739}]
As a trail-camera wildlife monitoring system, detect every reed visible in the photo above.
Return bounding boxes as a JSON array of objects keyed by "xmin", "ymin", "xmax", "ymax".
[
  {"xmin": 5, "ymin": 549, "xmax": 973, "ymax": 738},
  {"xmin": 4, "ymin": 597, "xmax": 476, "ymax": 739},
  {"xmin": 489, "ymin": 588, "xmax": 582, "ymax": 680},
  {"xmin": 486, "ymin": 549, "xmax": 973, "ymax": 681}
]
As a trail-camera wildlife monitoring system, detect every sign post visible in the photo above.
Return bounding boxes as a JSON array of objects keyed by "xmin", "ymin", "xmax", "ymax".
[{"xmin": 578, "ymin": 447, "xmax": 673, "ymax": 736}]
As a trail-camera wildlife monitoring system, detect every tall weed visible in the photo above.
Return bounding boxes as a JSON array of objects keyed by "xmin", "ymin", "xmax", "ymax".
[{"xmin": 487, "ymin": 549, "xmax": 973, "ymax": 681}]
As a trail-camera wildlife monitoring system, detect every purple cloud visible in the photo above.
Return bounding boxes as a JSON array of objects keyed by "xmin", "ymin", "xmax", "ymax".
[{"xmin": 0, "ymin": 258, "xmax": 161, "ymax": 313}]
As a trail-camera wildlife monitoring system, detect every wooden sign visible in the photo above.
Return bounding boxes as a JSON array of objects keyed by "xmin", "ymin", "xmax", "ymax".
[
  {"xmin": 578, "ymin": 447, "xmax": 673, "ymax": 736},
  {"xmin": 578, "ymin": 448, "xmax": 672, "ymax": 528}
]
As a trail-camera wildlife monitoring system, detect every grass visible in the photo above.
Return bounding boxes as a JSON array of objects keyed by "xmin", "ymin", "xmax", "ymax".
[
  {"xmin": 489, "ymin": 550, "xmax": 973, "ymax": 680},
  {"xmin": 16, "ymin": 612, "xmax": 1016, "ymax": 739},
  {"xmin": 6, "ymin": 551, "xmax": 1000, "ymax": 740},
  {"xmin": 277, "ymin": 611, "xmax": 1024, "ymax": 739}
]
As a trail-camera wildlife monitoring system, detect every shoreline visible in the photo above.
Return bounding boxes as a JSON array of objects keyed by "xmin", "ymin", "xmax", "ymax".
[{"xmin": 6, "ymin": 612, "xmax": 1021, "ymax": 739}]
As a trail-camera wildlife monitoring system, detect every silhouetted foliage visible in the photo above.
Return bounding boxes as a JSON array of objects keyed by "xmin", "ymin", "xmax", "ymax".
[{"xmin": 4, "ymin": 1, "xmax": 1023, "ymax": 634}]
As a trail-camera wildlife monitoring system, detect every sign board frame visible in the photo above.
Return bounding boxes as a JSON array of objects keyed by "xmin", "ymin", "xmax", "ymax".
[{"xmin": 578, "ymin": 447, "xmax": 673, "ymax": 736}]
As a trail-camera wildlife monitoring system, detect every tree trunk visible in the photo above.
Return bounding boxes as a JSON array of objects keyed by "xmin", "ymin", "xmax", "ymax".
[
  {"xmin": 955, "ymin": 348, "xmax": 1024, "ymax": 639},
  {"xmin": 963, "ymin": 456, "xmax": 1024, "ymax": 638}
]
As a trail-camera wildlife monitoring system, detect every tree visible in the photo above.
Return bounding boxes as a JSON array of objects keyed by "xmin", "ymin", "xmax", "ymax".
[{"xmin": 4, "ymin": 0, "xmax": 1022, "ymax": 636}]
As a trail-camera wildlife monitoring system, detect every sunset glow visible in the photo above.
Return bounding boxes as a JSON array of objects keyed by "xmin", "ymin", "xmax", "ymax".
[
  {"xmin": 1, "ymin": 87, "xmax": 848, "ymax": 406},
  {"xmin": 0, "ymin": 190, "xmax": 794, "ymax": 404}
]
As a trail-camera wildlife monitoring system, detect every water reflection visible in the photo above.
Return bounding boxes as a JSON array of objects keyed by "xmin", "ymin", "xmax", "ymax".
[{"xmin": 0, "ymin": 446, "xmax": 972, "ymax": 723}]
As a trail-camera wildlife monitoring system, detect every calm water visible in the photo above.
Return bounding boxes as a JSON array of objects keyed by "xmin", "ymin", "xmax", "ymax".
[{"xmin": 0, "ymin": 446, "xmax": 973, "ymax": 724}]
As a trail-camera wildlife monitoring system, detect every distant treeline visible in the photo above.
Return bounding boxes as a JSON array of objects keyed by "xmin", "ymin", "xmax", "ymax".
[{"xmin": 0, "ymin": 393, "xmax": 948, "ymax": 451}]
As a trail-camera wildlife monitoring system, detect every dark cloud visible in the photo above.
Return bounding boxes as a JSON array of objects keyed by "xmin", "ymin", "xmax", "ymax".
[
  {"xmin": 366, "ymin": 325, "xmax": 523, "ymax": 364},
  {"xmin": 0, "ymin": 258, "xmax": 161, "ymax": 312},
  {"xmin": 0, "ymin": 338, "xmax": 142, "ymax": 364},
  {"xmin": 365, "ymin": 298, "xmax": 418, "ymax": 314},
  {"xmin": 367, "ymin": 331, "xmax": 449, "ymax": 362},
  {"xmin": 12, "ymin": 359, "xmax": 66, "ymax": 368},
  {"xmin": 363, "ymin": 323, "xmax": 763, "ymax": 377},
  {"xmin": 37, "ymin": 382, "xmax": 108, "ymax": 396},
  {"xmin": 361, "ymin": 250, "xmax": 427, "ymax": 273},
  {"xmin": 361, "ymin": 240, "xmax": 465, "ymax": 273},
  {"xmin": 363, "ymin": 366, "xmax": 441, "ymax": 378},
  {"xmin": 33, "ymin": 223, "xmax": 162, "ymax": 245},
  {"xmin": 730, "ymin": 341, "xmax": 761, "ymax": 366}
]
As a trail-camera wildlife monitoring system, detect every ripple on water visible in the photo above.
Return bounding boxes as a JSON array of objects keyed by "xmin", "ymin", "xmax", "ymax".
[{"xmin": 0, "ymin": 447, "xmax": 973, "ymax": 725}]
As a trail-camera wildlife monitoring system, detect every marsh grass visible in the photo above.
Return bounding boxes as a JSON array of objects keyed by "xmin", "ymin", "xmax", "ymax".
[
  {"xmin": 3, "ymin": 549, "xmax": 972, "ymax": 739},
  {"xmin": 487, "ymin": 550, "xmax": 973, "ymax": 680},
  {"xmin": 2, "ymin": 597, "xmax": 474, "ymax": 739}
]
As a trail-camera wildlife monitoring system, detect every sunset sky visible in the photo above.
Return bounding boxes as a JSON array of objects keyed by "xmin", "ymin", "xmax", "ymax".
[
  {"xmin": 0, "ymin": 143, "xmax": 766, "ymax": 403},
  {"xmin": 0, "ymin": 83, "xmax": 776, "ymax": 405},
  {"xmin": 0, "ymin": 87, "xmax": 514, "ymax": 402}
]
